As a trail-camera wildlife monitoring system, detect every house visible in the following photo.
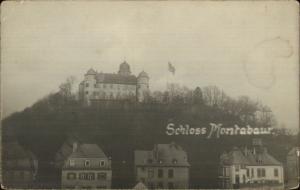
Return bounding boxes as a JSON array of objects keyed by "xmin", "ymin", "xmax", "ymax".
[
  {"xmin": 219, "ymin": 139, "xmax": 284, "ymax": 189},
  {"xmin": 79, "ymin": 61, "xmax": 150, "ymax": 105},
  {"xmin": 60, "ymin": 142, "xmax": 112, "ymax": 189},
  {"xmin": 134, "ymin": 142, "xmax": 190, "ymax": 189},
  {"xmin": 285, "ymin": 147, "xmax": 299, "ymax": 188},
  {"xmin": 2, "ymin": 142, "xmax": 38, "ymax": 188}
]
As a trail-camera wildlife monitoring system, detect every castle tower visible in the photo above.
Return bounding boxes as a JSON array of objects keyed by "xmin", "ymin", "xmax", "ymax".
[
  {"xmin": 118, "ymin": 61, "xmax": 131, "ymax": 76},
  {"xmin": 137, "ymin": 71, "xmax": 149, "ymax": 102},
  {"xmin": 83, "ymin": 68, "xmax": 97, "ymax": 105}
]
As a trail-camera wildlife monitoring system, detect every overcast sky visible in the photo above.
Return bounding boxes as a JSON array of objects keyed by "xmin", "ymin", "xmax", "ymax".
[{"xmin": 1, "ymin": 1, "xmax": 299, "ymax": 131}]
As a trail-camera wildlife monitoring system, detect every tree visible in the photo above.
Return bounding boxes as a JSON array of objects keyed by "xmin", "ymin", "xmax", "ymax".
[
  {"xmin": 193, "ymin": 87, "xmax": 204, "ymax": 105},
  {"xmin": 59, "ymin": 76, "xmax": 76, "ymax": 99}
]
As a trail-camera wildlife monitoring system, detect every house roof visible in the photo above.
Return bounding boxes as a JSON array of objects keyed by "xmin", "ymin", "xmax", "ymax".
[
  {"xmin": 96, "ymin": 73, "xmax": 137, "ymax": 85},
  {"xmin": 221, "ymin": 146, "xmax": 282, "ymax": 166},
  {"xmin": 135, "ymin": 143, "xmax": 190, "ymax": 167},
  {"xmin": 68, "ymin": 144, "xmax": 107, "ymax": 159}
]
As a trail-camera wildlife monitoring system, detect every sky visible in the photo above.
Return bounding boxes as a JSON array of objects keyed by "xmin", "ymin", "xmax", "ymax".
[{"xmin": 1, "ymin": 1, "xmax": 299, "ymax": 131}]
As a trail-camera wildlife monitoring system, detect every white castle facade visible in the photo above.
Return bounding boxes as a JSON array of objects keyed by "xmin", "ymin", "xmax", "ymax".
[{"xmin": 79, "ymin": 61, "xmax": 149, "ymax": 105}]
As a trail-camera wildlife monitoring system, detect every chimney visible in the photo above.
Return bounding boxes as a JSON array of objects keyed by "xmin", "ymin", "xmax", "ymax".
[{"xmin": 72, "ymin": 142, "xmax": 78, "ymax": 153}]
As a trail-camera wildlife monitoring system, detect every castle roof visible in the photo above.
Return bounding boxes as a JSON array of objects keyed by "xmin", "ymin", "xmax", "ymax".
[
  {"xmin": 138, "ymin": 71, "xmax": 149, "ymax": 78},
  {"xmin": 96, "ymin": 73, "xmax": 137, "ymax": 85},
  {"xmin": 135, "ymin": 142, "xmax": 190, "ymax": 167},
  {"xmin": 86, "ymin": 68, "xmax": 97, "ymax": 75}
]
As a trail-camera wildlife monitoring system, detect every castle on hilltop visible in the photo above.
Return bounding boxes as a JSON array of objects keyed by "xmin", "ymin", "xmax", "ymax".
[{"xmin": 79, "ymin": 61, "xmax": 149, "ymax": 105}]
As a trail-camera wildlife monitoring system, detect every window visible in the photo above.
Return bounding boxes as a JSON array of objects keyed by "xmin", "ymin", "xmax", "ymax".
[
  {"xmin": 141, "ymin": 167, "xmax": 145, "ymax": 172},
  {"xmin": 257, "ymin": 168, "xmax": 261, "ymax": 178},
  {"xmin": 86, "ymin": 83, "xmax": 89, "ymax": 87},
  {"xmin": 235, "ymin": 165, "xmax": 239, "ymax": 172},
  {"xmin": 168, "ymin": 182, "xmax": 174, "ymax": 189},
  {"xmin": 158, "ymin": 182, "xmax": 164, "ymax": 189},
  {"xmin": 168, "ymin": 169, "xmax": 174, "ymax": 178},
  {"xmin": 103, "ymin": 84, "xmax": 106, "ymax": 88},
  {"xmin": 274, "ymin": 168, "xmax": 278, "ymax": 177},
  {"xmin": 148, "ymin": 159, "xmax": 153, "ymax": 164},
  {"xmin": 85, "ymin": 160, "xmax": 90, "ymax": 167},
  {"xmin": 251, "ymin": 168, "xmax": 254, "ymax": 177},
  {"xmin": 87, "ymin": 173, "xmax": 95, "ymax": 180},
  {"xmin": 262, "ymin": 168, "xmax": 266, "ymax": 177},
  {"xmin": 67, "ymin": 173, "xmax": 76, "ymax": 180},
  {"xmin": 148, "ymin": 169, "xmax": 154, "ymax": 178},
  {"xmin": 172, "ymin": 159, "xmax": 178, "ymax": 164},
  {"xmin": 246, "ymin": 169, "xmax": 249, "ymax": 177},
  {"xmin": 100, "ymin": 160, "xmax": 105, "ymax": 167},
  {"xmin": 110, "ymin": 84, "xmax": 113, "ymax": 89},
  {"xmin": 69, "ymin": 159, "xmax": 75, "ymax": 167},
  {"xmin": 85, "ymin": 91, "xmax": 89, "ymax": 95},
  {"xmin": 94, "ymin": 84, "xmax": 96, "ymax": 88},
  {"xmin": 97, "ymin": 172, "xmax": 107, "ymax": 180},
  {"xmin": 140, "ymin": 177, "xmax": 145, "ymax": 183},
  {"xmin": 158, "ymin": 169, "xmax": 163, "ymax": 178}
]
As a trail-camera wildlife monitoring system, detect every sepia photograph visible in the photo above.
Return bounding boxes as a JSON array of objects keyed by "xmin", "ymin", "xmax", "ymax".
[{"xmin": 1, "ymin": 0, "xmax": 299, "ymax": 189}]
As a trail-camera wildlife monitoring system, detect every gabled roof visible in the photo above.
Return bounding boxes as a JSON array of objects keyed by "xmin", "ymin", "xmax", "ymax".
[
  {"xmin": 135, "ymin": 143, "xmax": 190, "ymax": 167},
  {"xmin": 68, "ymin": 144, "xmax": 107, "ymax": 159},
  {"xmin": 221, "ymin": 146, "xmax": 282, "ymax": 166},
  {"xmin": 96, "ymin": 73, "xmax": 137, "ymax": 85},
  {"xmin": 228, "ymin": 147, "xmax": 250, "ymax": 165},
  {"xmin": 246, "ymin": 150, "xmax": 282, "ymax": 166}
]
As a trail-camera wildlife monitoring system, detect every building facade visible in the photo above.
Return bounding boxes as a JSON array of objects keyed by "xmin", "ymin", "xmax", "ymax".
[
  {"xmin": 285, "ymin": 147, "xmax": 299, "ymax": 188},
  {"xmin": 2, "ymin": 142, "xmax": 38, "ymax": 188},
  {"xmin": 79, "ymin": 61, "xmax": 149, "ymax": 105},
  {"xmin": 219, "ymin": 139, "xmax": 284, "ymax": 189},
  {"xmin": 134, "ymin": 142, "xmax": 190, "ymax": 189},
  {"xmin": 61, "ymin": 143, "xmax": 112, "ymax": 189}
]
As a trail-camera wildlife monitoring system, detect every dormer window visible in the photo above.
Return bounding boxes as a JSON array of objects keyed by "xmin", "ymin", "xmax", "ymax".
[
  {"xmin": 100, "ymin": 160, "xmax": 105, "ymax": 167},
  {"xmin": 172, "ymin": 159, "xmax": 178, "ymax": 164},
  {"xmin": 69, "ymin": 159, "xmax": 75, "ymax": 167},
  {"xmin": 85, "ymin": 160, "xmax": 90, "ymax": 167}
]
